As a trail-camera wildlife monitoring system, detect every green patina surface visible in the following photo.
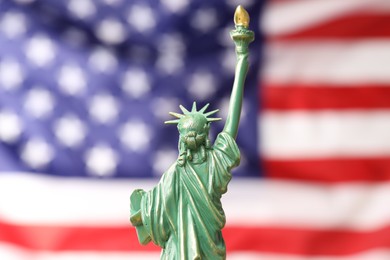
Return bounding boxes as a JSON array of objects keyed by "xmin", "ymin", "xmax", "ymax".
[{"xmin": 130, "ymin": 6, "xmax": 254, "ymax": 259}]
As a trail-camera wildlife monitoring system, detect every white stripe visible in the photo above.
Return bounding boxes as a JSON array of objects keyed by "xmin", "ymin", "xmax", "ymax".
[
  {"xmin": 1, "ymin": 173, "xmax": 390, "ymax": 230},
  {"xmin": 263, "ymin": 40, "xmax": 390, "ymax": 84},
  {"xmin": 260, "ymin": 111, "xmax": 390, "ymax": 158},
  {"xmin": 365, "ymin": 1, "xmax": 390, "ymax": 12},
  {"xmin": 262, "ymin": 0, "xmax": 390, "ymax": 36},
  {"xmin": 0, "ymin": 243, "xmax": 160, "ymax": 260},
  {"xmin": 1, "ymin": 243, "xmax": 390, "ymax": 260}
]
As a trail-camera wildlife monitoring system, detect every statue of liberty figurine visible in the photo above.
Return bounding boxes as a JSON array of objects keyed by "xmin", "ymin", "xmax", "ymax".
[{"xmin": 130, "ymin": 6, "xmax": 254, "ymax": 259}]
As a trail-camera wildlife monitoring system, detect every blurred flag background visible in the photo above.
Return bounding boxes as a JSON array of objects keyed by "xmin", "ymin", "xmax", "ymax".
[{"xmin": 1, "ymin": 0, "xmax": 390, "ymax": 259}]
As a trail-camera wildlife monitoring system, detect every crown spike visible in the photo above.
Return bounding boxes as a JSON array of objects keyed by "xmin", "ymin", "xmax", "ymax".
[
  {"xmin": 169, "ymin": 112, "xmax": 184, "ymax": 119},
  {"xmin": 204, "ymin": 109, "xmax": 219, "ymax": 117},
  {"xmin": 199, "ymin": 103, "xmax": 210, "ymax": 113},
  {"xmin": 179, "ymin": 105, "xmax": 190, "ymax": 114},
  {"xmin": 207, "ymin": 118, "xmax": 222, "ymax": 122},
  {"xmin": 165, "ymin": 104, "xmax": 222, "ymax": 126},
  {"xmin": 191, "ymin": 102, "xmax": 197, "ymax": 112},
  {"xmin": 165, "ymin": 119, "xmax": 180, "ymax": 124}
]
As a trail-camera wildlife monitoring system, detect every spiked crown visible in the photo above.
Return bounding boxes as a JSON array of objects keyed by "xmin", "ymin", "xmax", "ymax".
[{"xmin": 165, "ymin": 102, "xmax": 221, "ymax": 134}]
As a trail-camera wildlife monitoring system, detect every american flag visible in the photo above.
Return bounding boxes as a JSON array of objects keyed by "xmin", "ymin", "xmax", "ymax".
[{"xmin": 0, "ymin": 0, "xmax": 389, "ymax": 259}]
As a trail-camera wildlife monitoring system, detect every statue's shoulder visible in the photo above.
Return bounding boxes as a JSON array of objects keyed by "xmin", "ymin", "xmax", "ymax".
[
  {"xmin": 159, "ymin": 161, "xmax": 180, "ymax": 182},
  {"xmin": 213, "ymin": 132, "xmax": 237, "ymax": 149},
  {"xmin": 211, "ymin": 132, "xmax": 240, "ymax": 168}
]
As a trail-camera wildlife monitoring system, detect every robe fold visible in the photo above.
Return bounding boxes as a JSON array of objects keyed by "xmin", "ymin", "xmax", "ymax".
[{"xmin": 131, "ymin": 132, "xmax": 240, "ymax": 260}]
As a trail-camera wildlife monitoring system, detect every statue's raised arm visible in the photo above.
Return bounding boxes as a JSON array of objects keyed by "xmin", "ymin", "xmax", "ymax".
[{"xmin": 223, "ymin": 5, "xmax": 254, "ymax": 139}]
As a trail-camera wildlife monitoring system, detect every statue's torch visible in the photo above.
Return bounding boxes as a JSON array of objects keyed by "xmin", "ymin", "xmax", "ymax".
[{"xmin": 230, "ymin": 5, "xmax": 254, "ymax": 55}]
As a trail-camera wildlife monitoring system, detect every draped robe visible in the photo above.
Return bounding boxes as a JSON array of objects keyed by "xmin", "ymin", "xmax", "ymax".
[{"xmin": 131, "ymin": 132, "xmax": 240, "ymax": 260}]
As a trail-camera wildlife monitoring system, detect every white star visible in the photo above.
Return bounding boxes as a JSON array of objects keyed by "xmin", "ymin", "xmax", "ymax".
[
  {"xmin": 122, "ymin": 69, "xmax": 151, "ymax": 98},
  {"xmin": 153, "ymin": 149, "xmax": 178, "ymax": 176},
  {"xmin": 218, "ymin": 97, "xmax": 230, "ymax": 120},
  {"xmin": 227, "ymin": 0, "xmax": 255, "ymax": 8},
  {"xmin": 191, "ymin": 8, "xmax": 218, "ymax": 33},
  {"xmin": 0, "ymin": 110, "xmax": 23, "ymax": 143},
  {"xmin": 101, "ymin": 0, "xmax": 121, "ymax": 6},
  {"xmin": 151, "ymin": 97, "xmax": 179, "ymax": 120},
  {"xmin": 24, "ymin": 87, "xmax": 54, "ymax": 119},
  {"xmin": 158, "ymin": 34, "xmax": 186, "ymax": 53},
  {"xmin": 0, "ymin": 12, "xmax": 27, "ymax": 38},
  {"xmin": 57, "ymin": 64, "xmax": 87, "ymax": 96},
  {"xmin": 188, "ymin": 71, "xmax": 217, "ymax": 100},
  {"xmin": 218, "ymin": 96, "xmax": 248, "ymax": 122},
  {"xmin": 127, "ymin": 5, "xmax": 156, "ymax": 32},
  {"xmin": 156, "ymin": 53, "xmax": 184, "ymax": 75},
  {"xmin": 95, "ymin": 18, "xmax": 127, "ymax": 45},
  {"xmin": 0, "ymin": 59, "xmax": 24, "ymax": 90},
  {"xmin": 221, "ymin": 50, "xmax": 236, "ymax": 74},
  {"xmin": 89, "ymin": 93, "xmax": 119, "ymax": 124},
  {"xmin": 119, "ymin": 121, "xmax": 152, "ymax": 151},
  {"xmin": 218, "ymin": 97, "xmax": 230, "ymax": 121},
  {"xmin": 218, "ymin": 26, "xmax": 235, "ymax": 47},
  {"xmin": 14, "ymin": 0, "xmax": 35, "ymax": 4},
  {"xmin": 161, "ymin": 0, "xmax": 189, "ymax": 13},
  {"xmin": 85, "ymin": 144, "xmax": 118, "ymax": 177},
  {"xmin": 21, "ymin": 138, "xmax": 54, "ymax": 169},
  {"xmin": 68, "ymin": 0, "xmax": 96, "ymax": 19},
  {"xmin": 54, "ymin": 115, "xmax": 87, "ymax": 147},
  {"xmin": 88, "ymin": 47, "xmax": 117, "ymax": 73},
  {"xmin": 25, "ymin": 34, "xmax": 56, "ymax": 67},
  {"xmin": 156, "ymin": 34, "xmax": 185, "ymax": 74}
]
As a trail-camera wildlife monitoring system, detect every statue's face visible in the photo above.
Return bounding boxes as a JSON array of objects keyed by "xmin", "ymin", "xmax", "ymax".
[{"xmin": 178, "ymin": 114, "xmax": 209, "ymax": 151}]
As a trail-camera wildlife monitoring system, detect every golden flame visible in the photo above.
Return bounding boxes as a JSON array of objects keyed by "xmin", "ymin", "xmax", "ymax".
[{"xmin": 234, "ymin": 5, "xmax": 250, "ymax": 28}]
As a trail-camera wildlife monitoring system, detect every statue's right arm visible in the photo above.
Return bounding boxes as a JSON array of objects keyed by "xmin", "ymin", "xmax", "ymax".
[{"xmin": 222, "ymin": 50, "xmax": 249, "ymax": 139}]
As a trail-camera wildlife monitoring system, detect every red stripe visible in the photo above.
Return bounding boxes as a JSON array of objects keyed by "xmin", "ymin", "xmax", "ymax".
[
  {"xmin": 1, "ymin": 221, "xmax": 390, "ymax": 255},
  {"xmin": 227, "ymin": 226, "xmax": 390, "ymax": 255},
  {"xmin": 0, "ymin": 221, "xmax": 158, "ymax": 252},
  {"xmin": 261, "ymin": 84, "xmax": 390, "ymax": 110},
  {"xmin": 270, "ymin": 14, "xmax": 390, "ymax": 41},
  {"xmin": 264, "ymin": 157, "xmax": 390, "ymax": 183}
]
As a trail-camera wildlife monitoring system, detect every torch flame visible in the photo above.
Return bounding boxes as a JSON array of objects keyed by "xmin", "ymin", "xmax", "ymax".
[{"xmin": 234, "ymin": 5, "xmax": 250, "ymax": 28}]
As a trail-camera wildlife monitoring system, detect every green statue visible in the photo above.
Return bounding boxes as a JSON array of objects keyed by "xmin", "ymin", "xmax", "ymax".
[{"xmin": 130, "ymin": 5, "xmax": 254, "ymax": 259}]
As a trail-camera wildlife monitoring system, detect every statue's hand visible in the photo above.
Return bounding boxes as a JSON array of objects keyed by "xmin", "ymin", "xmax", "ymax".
[
  {"xmin": 130, "ymin": 210, "xmax": 143, "ymax": 226},
  {"xmin": 130, "ymin": 189, "xmax": 144, "ymax": 226}
]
